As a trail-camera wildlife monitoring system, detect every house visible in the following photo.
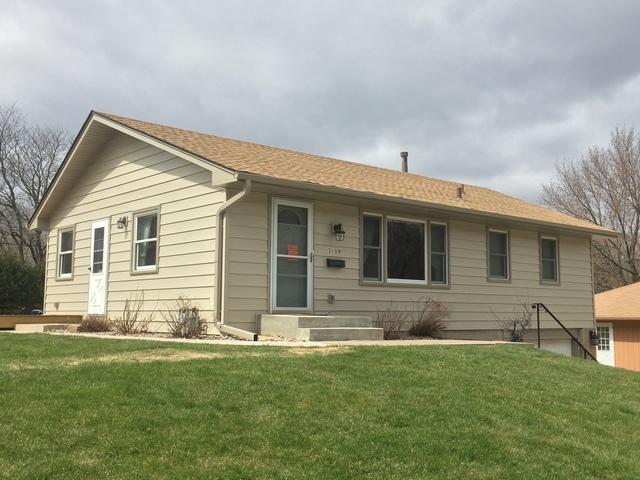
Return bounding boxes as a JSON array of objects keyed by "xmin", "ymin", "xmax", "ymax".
[
  {"xmin": 595, "ymin": 282, "xmax": 640, "ymax": 370},
  {"xmin": 29, "ymin": 111, "xmax": 616, "ymax": 351}
]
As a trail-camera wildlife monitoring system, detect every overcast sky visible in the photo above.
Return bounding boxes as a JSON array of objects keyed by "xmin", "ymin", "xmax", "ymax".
[{"xmin": 2, "ymin": 1, "xmax": 640, "ymax": 202}]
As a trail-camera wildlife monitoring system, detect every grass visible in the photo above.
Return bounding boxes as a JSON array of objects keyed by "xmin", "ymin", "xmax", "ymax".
[{"xmin": 1, "ymin": 334, "xmax": 639, "ymax": 479}]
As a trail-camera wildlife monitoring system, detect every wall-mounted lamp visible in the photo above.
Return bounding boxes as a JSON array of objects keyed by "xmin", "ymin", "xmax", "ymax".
[
  {"xmin": 332, "ymin": 223, "xmax": 345, "ymax": 241},
  {"xmin": 589, "ymin": 329, "xmax": 599, "ymax": 347},
  {"xmin": 117, "ymin": 216, "xmax": 128, "ymax": 229}
]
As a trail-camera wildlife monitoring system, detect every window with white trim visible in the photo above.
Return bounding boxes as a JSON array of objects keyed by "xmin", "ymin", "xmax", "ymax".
[
  {"xmin": 488, "ymin": 230, "xmax": 509, "ymax": 279},
  {"xmin": 386, "ymin": 218, "xmax": 426, "ymax": 282},
  {"xmin": 430, "ymin": 223, "xmax": 447, "ymax": 284},
  {"xmin": 58, "ymin": 229, "xmax": 74, "ymax": 278},
  {"xmin": 540, "ymin": 236, "xmax": 559, "ymax": 282},
  {"xmin": 362, "ymin": 214, "xmax": 382, "ymax": 281},
  {"xmin": 134, "ymin": 212, "xmax": 158, "ymax": 270},
  {"xmin": 597, "ymin": 326, "xmax": 610, "ymax": 351}
]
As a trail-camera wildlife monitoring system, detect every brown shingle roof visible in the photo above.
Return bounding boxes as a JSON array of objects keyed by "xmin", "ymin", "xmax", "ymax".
[
  {"xmin": 595, "ymin": 282, "xmax": 640, "ymax": 321},
  {"xmin": 97, "ymin": 112, "xmax": 614, "ymax": 235}
]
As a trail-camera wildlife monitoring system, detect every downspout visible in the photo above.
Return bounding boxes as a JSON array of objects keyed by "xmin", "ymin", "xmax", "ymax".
[{"xmin": 215, "ymin": 179, "xmax": 252, "ymax": 324}]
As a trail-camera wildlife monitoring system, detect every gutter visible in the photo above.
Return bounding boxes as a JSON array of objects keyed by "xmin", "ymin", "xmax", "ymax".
[
  {"xmin": 236, "ymin": 172, "xmax": 618, "ymax": 238},
  {"xmin": 214, "ymin": 178, "xmax": 252, "ymax": 326}
]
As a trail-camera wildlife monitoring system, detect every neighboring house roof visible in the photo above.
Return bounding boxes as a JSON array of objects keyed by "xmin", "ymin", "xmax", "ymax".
[
  {"xmin": 29, "ymin": 110, "xmax": 617, "ymax": 236},
  {"xmin": 595, "ymin": 282, "xmax": 640, "ymax": 321},
  {"xmin": 595, "ymin": 282, "xmax": 640, "ymax": 320}
]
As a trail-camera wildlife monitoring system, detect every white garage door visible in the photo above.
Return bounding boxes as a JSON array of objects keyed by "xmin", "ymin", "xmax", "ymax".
[{"xmin": 540, "ymin": 339, "xmax": 573, "ymax": 357}]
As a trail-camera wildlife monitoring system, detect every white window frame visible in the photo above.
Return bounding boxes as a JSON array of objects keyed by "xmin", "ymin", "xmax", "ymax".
[
  {"xmin": 361, "ymin": 212, "xmax": 383, "ymax": 283},
  {"xmin": 429, "ymin": 221, "xmax": 448, "ymax": 285},
  {"xmin": 57, "ymin": 228, "xmax": 74, "ymax": 279},
  {"xmin": 133, "ymin": 211, "xmax": 159, "ymax": 271},
  {"xmin": 488, "ymin": 229, "xmax": 510, "ymax": 280},
  {"xmin": 385, "ymin": 215, "xmax": 428, "ymax": 285},
  {"xmin": 540, "ymin": 235, "xmax": 559, "ymax": 283}
]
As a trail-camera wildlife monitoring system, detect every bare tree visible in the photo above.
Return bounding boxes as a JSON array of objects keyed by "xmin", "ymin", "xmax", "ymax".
[
  {"xmin": 0, "ymin": 105, "xmax": 69, "ymax": 263},
  {"xmin": 542, "ymin": 128, "xmax": 640, "ymax": 291}
]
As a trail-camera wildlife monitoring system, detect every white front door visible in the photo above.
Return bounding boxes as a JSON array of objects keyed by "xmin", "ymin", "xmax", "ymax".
[
  {"xmin": 596, "ymin": 323, "xmax": 615, "ymax": 366},
  {"xmin": 88, "ymin": 219, "xmax": 109, "ymax": 315},
  {"xmin": 270, "ymin": 198, "xmax": 313, "ymax": 311}
]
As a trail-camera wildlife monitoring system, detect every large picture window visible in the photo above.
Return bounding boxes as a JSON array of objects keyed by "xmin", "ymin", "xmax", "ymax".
[
  {"xmin": 362, "ymin": 214, "xmax": 382, "ymax": 281},
  {"xmin": 540, "ymin": 236, "xmax": 559, "ymax": 282},
  {"xmin": 134, "ymin": 211, "xmax": 158, "ymax": 271},
  {"xmin": 488, "ymin": 230, "xmax": 509, "ymax": 279},
  {"xmin": 57, "ymin": 228, "xmax": 74, "ymax": 278},
  {"xmin": 386, "ymin": 219, "xmax": 425, "ymax": 282},
  {"xmin": 361, "ymin": 214, "xmax": 447, "ymax": 285}
]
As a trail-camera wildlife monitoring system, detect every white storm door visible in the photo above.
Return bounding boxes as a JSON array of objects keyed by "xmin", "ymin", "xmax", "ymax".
[
  {"xmin": 270, "ymin": 199, "xmax": 313, "ymax": 311},
  {"xmin": 596, "ymin": 323, "xmax": 615, "ymax": 367},
  {"xmin": 88, "ymin": 219, "xmax": 109, "ymax": 315}
]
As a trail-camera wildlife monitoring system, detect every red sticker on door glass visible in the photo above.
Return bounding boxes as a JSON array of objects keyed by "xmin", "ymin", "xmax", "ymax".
[{"xmin": 288, "ymin": 244, "xmax": 299, "ymax": 256}]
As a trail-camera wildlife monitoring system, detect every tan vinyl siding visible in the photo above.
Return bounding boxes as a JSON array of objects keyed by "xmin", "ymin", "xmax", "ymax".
[
  {"xmin": 44, "ymin": 133, "xmax": 224, "ymax": 329},
  {"xmin": 223, "ymin": 192, "xmax": 269, "ymax": 331},
  {"xmin": 223, "ymin": 192, "xmax": 595, "ymax": 334}
]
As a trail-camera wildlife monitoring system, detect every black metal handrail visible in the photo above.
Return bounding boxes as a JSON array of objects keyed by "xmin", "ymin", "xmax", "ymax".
[{"xmin": 531, "ymin": 303, "xmax": 597, "ymax": 361}]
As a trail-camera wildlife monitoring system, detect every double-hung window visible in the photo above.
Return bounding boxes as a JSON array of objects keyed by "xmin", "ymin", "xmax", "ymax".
[
  {"xmin": 57, "ymin": 228, "xmax": 74, "ymax": 278},
  {"xmin": 134, "ymin": 211, "xmax": 158, "ymax": 271},
  {"xmin": 488, "ymin": 230, "xmax": 509, "ymax": 280},
  {"xmin": 430, "ymin": 223, "xmax": 447, "ymax": 284},
  {"xmin": 540, "ymin": 236, "xmax": 559, "ymax": 283},
  {"xmin": 362, "ymin": 214, "xmax": 383, "ymax": 281},
  {"xmin": 387, "ymin": 218, "xmax": 426, "ymax": 282}
]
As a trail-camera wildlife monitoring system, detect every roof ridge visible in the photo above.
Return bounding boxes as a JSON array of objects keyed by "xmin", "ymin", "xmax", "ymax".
[{"xmin": 95, "ymin": 111, "xmax": 496, "ymax": 190}]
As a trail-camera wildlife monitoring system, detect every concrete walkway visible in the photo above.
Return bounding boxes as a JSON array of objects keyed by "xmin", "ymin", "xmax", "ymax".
[{"xmin": 8, "ymin": 330, "xmax": 518, "ymax": 347}]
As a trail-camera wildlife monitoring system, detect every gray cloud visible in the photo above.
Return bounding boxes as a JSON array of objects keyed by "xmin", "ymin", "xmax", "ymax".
[{"xmin": 2, "ymin": 0, "xmax": 640, "ymax": 201}]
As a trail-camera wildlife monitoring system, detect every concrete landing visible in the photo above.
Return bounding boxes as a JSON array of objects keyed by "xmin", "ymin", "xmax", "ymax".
[
  {"xmin": 260, "ymin": 314, "xmax": 384, "ymax": 341},
  {"xmin": 14, "ymin": 323, "xmax": 79, "ymax": 333}
]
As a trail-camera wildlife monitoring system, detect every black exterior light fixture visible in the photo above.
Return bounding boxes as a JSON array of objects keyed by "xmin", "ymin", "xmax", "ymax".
[
  {"xmin": 589, "ymin": 329, "xmax": 599, "ymax": 347},
  {"xmin": 117, "ymin": 216, "xmax": 128, "ymax": 229},
  {"xmin": 332, "ymin": 223, "xmax": 346, "ymax": 241}
]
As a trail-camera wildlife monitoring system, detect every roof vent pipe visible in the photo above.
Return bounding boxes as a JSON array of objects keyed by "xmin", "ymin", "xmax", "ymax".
[
  {"xmin": 400, "ymin": 152, "xmax": 408, "ymax": 173},
  {"xmin": 457, "ymin": 184, "xmax": 465, "ymax": 199}
]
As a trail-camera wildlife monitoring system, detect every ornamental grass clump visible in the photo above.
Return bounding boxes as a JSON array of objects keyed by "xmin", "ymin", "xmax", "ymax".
[{"xmin": 77, "ymin": 315, "xmax": 111, "ymax": 333}]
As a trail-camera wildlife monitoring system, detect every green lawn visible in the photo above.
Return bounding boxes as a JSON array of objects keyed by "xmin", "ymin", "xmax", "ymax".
[{"xmin": 1, "ymin": 335, "xmax": 639, "ymax": 479}]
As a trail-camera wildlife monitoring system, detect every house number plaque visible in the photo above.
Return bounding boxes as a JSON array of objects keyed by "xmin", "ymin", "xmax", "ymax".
[{"xmin": 328, "ymin": 247, "xmax": 341, "ymax": 255}]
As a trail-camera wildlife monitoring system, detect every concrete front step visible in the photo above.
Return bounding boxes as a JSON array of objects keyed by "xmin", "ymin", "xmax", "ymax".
[
  {"xmin": 305, "ymin": 327, "xmax": 384, "ymax": 341},
  {"xmin": 297, "ymin": 316, "xmax": 372, "ymax": 328},
  {"xmin": 14, "ymin": 323, "xmax": 79, "ymax": 333},
  {"xmin": 260, "ymin": 314, "xmax": 382, "ymax": 341}
]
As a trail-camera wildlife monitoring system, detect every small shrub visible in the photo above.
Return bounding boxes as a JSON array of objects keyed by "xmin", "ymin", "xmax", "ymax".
[
  {"xmin": 374, "ymin": 303, "xmax": 410, "ymax": 340},
  {"xmin": 77, "ymin": 315, "xmax": 111, "ymax": 332},
  {"xmin": 407, "ymin": 297, "xmax": 448, "ymax": 338},
  {"xmin": 162, "ymin": 296, "xmax": 207, "ymax": 338},
  {"xmin": 111, "ymin": 290, "xmax": 152, "ymax": 335},
  {"xmin": 498, "ymin": 302, "xmax": 533, "ymax": 342}
]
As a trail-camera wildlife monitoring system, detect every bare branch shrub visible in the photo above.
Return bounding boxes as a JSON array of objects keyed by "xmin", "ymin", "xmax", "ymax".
[
  {"xmin": 374, "ymin": 303, "xmax": 409, "ymax": 340},
  {"xmin": 162, "ymin": 296, "xmax": 207, "ymax": 338},
  {"xmin": 77, "ymin": 314, "xmax": 111, "ymax": 333},
  {"xmin": 495, "ymin": 302, "xmax": 533, "ymax": 342},
  {"xmin": 111, "ymin": 290, "xmax": 152, "ymax": 335},
  {"xmin": 407, "ymin": 297, "xmax": 449, "ymax": 338}
]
